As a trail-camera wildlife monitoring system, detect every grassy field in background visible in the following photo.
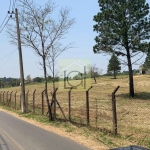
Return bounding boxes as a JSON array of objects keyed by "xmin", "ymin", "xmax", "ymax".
[{"xmin": 0, "ymin": 74, "xmax": 150, "ymax": 149}]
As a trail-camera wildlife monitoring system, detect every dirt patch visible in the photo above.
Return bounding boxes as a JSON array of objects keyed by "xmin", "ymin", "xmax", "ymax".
[
  {"xmin": 133, "ymin": 76, "xmax": 140, "ymax": 78},
  {"xmin": 0, "ymin": 108, "xmax": 109, "ymax": 150}
]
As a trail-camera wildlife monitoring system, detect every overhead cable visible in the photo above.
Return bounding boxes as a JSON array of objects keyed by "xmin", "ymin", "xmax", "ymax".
[
  {"xmin": 0, "ymin": 49, "xmax": 16, "ymax": 69},
  {"xmin": 0, "ymin": 15, "xmax": 11, "ymax": 34},
  {"xmin": 0, "ymin": 49, "xmax": 17, "ymax": 61},
  {"xmin": 0, "ymin": 14, "xmax": 9, "ymax": 29}
]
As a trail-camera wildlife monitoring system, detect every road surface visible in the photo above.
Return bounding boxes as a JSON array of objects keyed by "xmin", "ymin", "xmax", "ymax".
[{"xmin": 0, "ymin": 110, "xmax": 91, "ymax": 150}]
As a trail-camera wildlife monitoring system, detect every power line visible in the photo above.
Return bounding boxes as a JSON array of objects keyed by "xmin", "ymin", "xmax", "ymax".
[
  {"xmin": 0, "ymin": 0, "xmax": 14, "ymax": 30},
  {"xmin": 0, "ymin": 49, "xmax": 16, "ymax": 69},
  {"xmin": 0, "ymin": 49, "xmax": 17, "ymax": 61},
  {"xmin": 0, "ymin": 15, "xmax": 11, "ymax": 34},
  {"xmin": 0, "ymin": 14, "xmax": 9, "ymax": 29},
  {"xmin": 9, "ymin": 0, "xmax": 12, "ymax": 12},
  {"xmin": 12, "ymin": 0, "xmax": 17, "ymax": 12}
]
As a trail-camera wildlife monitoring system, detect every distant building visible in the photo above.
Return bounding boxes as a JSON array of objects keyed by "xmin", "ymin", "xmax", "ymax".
[{"xmin": 139, "ymin": 65, "xmax": 150, "ymax": 74}]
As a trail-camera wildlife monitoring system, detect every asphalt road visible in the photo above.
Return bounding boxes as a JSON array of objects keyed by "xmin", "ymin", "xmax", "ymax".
[{"xmin": 0, "ymin": 110, "xmax": 91, "ymax": 150}]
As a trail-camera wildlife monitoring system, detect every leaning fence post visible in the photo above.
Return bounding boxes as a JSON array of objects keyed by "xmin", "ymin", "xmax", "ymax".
[
  {"xmin": 50, "ymin": 88, "xmax": 58, "ymax": 120},
  {"xmin": 68, "ymin": 87, "xmax": 73, "ymax": 121},
  {"xmin": 33, "ymin": 89, "xmax": 36, "ymax": 114},
  {"xmin": 10, "ymin": 91, "xmax": 13, "ymax": 108},
  {"xmin": 86, "ymin": 86, "xmax": 93, "ymax": 126},
  {"xmin": 15, "ymin": 92, "xmax": 17, "ymax": 110},
  {"xmin": 112, "ymin": 86, "xmax": 120, "ymax": 135},
  {"xmin": 41, "ymin": 89, "xmax": 45, "ymax": 115},
  {"xmin": 52, "ymin": 88, "xmax": 66, "ymax": 121},
  {"xmin": 53, "ymin": 88, "xmax": 58, "ymax": 120}
]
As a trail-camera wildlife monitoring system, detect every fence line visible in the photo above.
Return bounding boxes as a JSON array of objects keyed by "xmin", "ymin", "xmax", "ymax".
[{"xmin": 0, "ymin": 86, "xmax": 119, "ymax": 135}]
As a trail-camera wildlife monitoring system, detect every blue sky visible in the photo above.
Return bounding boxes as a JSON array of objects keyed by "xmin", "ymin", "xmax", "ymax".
[{"xmin": 0, "ymin": 0, "xmax": 149, "ymax": 78}]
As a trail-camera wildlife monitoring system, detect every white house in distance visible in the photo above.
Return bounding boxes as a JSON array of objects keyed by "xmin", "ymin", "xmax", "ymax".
[{"xmin": 139, "ymin": 64, "xmax": 150, "ymax": 74}]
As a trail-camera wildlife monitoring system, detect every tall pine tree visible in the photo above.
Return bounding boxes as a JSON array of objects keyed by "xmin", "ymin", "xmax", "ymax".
[
  {"xmin": 93, "ymin": 0, "xmax": 150, "ymax": 97},
  {"xmin": 107, "ymin": 54, "xmax": 121, "ymax": 79}
]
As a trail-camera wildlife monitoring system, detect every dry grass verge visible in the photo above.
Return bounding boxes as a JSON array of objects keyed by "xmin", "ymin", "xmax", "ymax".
[{"xmin": 0, "ymin": 74, "xmax": 150, "ymax": 149}]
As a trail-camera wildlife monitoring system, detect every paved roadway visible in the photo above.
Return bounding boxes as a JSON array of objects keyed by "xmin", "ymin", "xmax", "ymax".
[{"xmin": 0, "ymin": 110, "xmax": 91, "ymax": 150}]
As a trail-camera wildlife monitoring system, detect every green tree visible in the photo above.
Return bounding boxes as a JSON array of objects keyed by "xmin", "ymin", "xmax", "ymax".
[
  {"xmin": 107, "ymin": 54, "xmax": 121, "ymax": 79},
  {"xmin": 33, "ymin": 77, "xmax": 43, "ymax": 83},
  {"xmin": 10, "ymin": 79, "xmax": 17, "ymax": 87},
  {"xmin": 0, "ymin": 80, "xmax": 2, "ymax": 88},
  {"xmin": 47, "ymin": 76, "xmax": 52, "ymax": 82},
  {"xmin": 26, "ymin": 75, "xmax": 32, "ymax": 83},
  {"xmin": 0, "ymin": 80, "xmax": 5, "ymax": 88},
  {"xmin": 93, "ymin": 0, "xmax": 150, "ymax": 97}
]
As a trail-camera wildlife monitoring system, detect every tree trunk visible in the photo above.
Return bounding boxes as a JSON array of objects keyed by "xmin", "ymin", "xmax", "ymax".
[
  {"xmin": 126, "ymin": 50, "xmax": 134, "ymax": 97},
  {"xmin": 114, "ymin": 70, "xmax": 116, "ymax": 79},
  {"xmin": 124, "ymin": 21, "xmax": 134, "ymax": 97},
  {"xmin": 52, "ymin": 60, "xmax": 55, "ymax": 92},
  {"xmin": 52, "ymin": 60, "xmax": 56, "ymax": 120},
  {"xmin": 43, "ymin": 57, "xmax": 53, "ymax": 120}
]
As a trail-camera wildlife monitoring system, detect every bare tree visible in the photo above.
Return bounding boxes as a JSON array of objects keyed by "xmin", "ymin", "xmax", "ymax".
[
  {"xmin": 47, "ymin": 44, "xmax": 72, "ymax": 92},
  {"xmin": 87, "ymin": 64, "xmax": 103, "ymax": 83},
  {"xmin": 7, "ymin": 0, "xmax": 75, "ymax": 120}
]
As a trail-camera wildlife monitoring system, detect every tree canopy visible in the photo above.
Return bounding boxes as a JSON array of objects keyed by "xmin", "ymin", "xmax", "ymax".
[
  {"xmin": 93, "ymin": 0, "xmax": 150, "ymax": 97},
  {"xmin": 93, "ymin": 0, "xmax": 150, "ymax": 55},
  {"xmin": 107, "ymin": 53, "xmax": 121, "ymax": 79}
]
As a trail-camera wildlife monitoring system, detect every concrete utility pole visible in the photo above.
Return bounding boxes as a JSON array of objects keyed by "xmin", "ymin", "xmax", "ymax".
[{"xmin": 15, "ymin": 8, "xmax": 26, "ymax": 113}]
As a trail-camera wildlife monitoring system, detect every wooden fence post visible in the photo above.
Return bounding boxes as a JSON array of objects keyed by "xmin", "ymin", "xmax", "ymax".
[
  {"xmin": 10, "ymin": 91, "xmax": 13, "ymax": 108},
  {"xmin": 26, "ymin": 90, "xmax": 29, "ymax": 113},
  {"xmin": 15, "ymin": 92, "xmax": 17, "ymax": 110},
  {"xmin": 86, "ymin": 86, "xmax": 93, "ymax": 126},
  {"xmin": 112, "ymin": 86, "xmax": 120, "ymax": 135},
  {"xmin": 42, "ymin": 91, "xmax": 44, "ymax": 115},
  {"xmin": 0, "ymin": 92, "xmax": 1, "ymax": 103},
  {"xmin": 68, "ymin": 87, "xmax": 73, "ymax": 121},
  {"xmin": 6, "ymin": 91, "xmax": 9, "ymax": 106},
  {"xmin": 33, "ymin": 89, "xmax": 36, "ymax": 114},
  {"xmin": 20, "ymin": 93, "xmax": 21, "ymax": 109},
  {"xmin": 3, "ymin": 91, "xmax": 5, "ymax": 105}
]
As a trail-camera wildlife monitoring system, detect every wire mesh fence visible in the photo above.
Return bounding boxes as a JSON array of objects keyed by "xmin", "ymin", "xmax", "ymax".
[
  {"xmin": 0, "ymin": 75, "xmax": 150, "ymax": 138},
  {"xmin": 0, "ymin": 84, "xmax": 118, "ymax": 134}
]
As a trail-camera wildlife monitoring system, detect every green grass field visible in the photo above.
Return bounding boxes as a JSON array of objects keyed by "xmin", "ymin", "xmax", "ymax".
[{"xmin": 0, "ymin": 74, "xmax": 150, "ymax": 149}]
